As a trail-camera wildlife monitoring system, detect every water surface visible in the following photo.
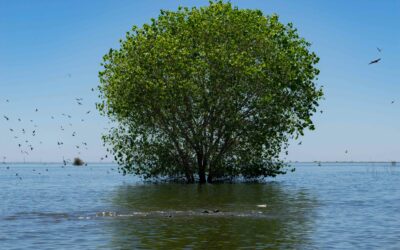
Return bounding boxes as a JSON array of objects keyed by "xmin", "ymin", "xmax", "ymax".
[{"xmin": 1, "ymin": 163, "xmax": 399, "ymax": 249}]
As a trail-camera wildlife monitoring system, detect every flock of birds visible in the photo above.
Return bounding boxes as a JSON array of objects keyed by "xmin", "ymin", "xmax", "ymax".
[
  {"xmin": 1, "ymin": 84, "xmax": 116, "ymax": 180},
  {"xmin": 1, "ymin": 97, "xmax": 96, "ymax": 158}
]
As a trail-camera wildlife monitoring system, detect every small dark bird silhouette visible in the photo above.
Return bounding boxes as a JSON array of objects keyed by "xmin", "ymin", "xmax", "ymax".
[
  {"xmin": 369, "ymin": 58, "xmax": 381, "ymax": 65},
  {"xmin": 345, "ymin": 150, "xmax": 348, "ymax": 154},
  {"xmin": 3, "ymin": 115, "xmax": 9, "ymax": 121},
  {"xmin": 377, "ymin": 47, "xmax": 382, "ymax": 53},
  {"xmin": 391, "ymin": 101, "xmax": 395, "ymax": 104}
]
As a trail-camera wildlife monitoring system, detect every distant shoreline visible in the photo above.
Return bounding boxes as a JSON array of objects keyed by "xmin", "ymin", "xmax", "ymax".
[
  {"xmin": 1, "ymin": 162, "xmax": 116, "ymax": 165},
  {"xmin": 0, "ymin": 161, "xmax": 397, "ymax": 165}
]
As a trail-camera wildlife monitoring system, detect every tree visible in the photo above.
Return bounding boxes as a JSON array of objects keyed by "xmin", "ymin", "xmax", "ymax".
[
  {"xmin": 97, "ymin": 1, "xmax": 323, "ymax": 183},
  {"xmin": 73, "ymin": 157, "xmax": 84, "ymax": 166}
]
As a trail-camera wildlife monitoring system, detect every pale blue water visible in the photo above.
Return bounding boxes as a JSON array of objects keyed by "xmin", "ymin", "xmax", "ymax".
[{"xmin": 0, "ymin": 163, "xmax": 399, "ymax": 249}]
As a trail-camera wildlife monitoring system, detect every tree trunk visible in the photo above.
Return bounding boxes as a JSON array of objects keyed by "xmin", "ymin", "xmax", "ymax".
[
  {"xmin": 185, "ymin": 172, "xmax": 194, "ymax": 183},
  {"xmin": 207, "ymin": 173, "xmax": 213, "ymax": 183},
  {"xmin": 197, "ymin": 153, "xmax": 206, "ymax": 184},
  {"xmin": 199, "ymin": 168, "xmax": 206, "ymax": 183},
  {"xmin": 181, "ymin": 155, "xmax": 194, "ymax": 183}
]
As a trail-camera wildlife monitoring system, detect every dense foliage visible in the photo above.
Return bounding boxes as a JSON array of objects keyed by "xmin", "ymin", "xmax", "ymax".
[{"xmin": 97, "ymin": 1, "xmax": 323, "ymax": 183}]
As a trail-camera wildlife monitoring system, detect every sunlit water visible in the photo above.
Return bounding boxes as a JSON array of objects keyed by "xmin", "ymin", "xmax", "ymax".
[{"xmin": 1, "ymin": 163, "xmax": 399, "ymax": 249}]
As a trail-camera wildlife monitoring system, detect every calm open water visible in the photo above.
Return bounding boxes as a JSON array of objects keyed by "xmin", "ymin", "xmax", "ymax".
[{"xmin": 0, "ymin": 163, "xmax": 399, "ymax": 249}]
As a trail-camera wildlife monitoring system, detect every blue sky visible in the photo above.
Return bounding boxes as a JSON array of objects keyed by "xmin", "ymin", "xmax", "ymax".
[{"xmin": 0, "ymin": 0, "xmax": 399, "ymax": 162}]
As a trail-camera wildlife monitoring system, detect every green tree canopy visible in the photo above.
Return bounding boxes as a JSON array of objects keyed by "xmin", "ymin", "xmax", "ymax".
[{"xmin": 98, "ymin": 1, "xmax": 323, "ymax": 183}]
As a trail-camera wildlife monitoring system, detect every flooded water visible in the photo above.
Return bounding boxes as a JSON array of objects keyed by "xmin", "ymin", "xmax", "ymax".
[{"xmin": 1, "ymin": 163, "xmax": 399, "ymax": 249}]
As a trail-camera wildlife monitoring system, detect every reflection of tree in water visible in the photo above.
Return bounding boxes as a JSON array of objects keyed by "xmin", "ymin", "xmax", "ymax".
[{"xmin": 103, "ymin": 183, "xmax": 318, "ymax": 249}]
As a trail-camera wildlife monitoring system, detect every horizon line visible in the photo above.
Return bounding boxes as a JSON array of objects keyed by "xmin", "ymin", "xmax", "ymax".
[{"xmin": 1, "ymin": 161, "xmax": 398, "ymax": 165}]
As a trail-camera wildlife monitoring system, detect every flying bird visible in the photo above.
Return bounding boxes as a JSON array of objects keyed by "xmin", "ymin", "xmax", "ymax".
[
  {"xmin": 3, "ymin": 115, "xmax": 9, "ymax": 121},
  {"xmin": 369, "ymin": 58, "xmax": 381, "ymax": 65},
  {"xmin": 377, "ymin": 47, "xmax": 382, "ymax": 53}
]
